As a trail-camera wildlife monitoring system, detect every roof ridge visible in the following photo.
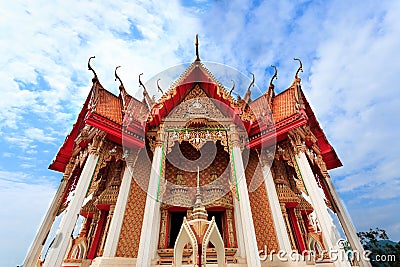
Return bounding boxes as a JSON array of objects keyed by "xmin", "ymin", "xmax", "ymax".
[{"xmin": 166, "ymin": 61, "xmax": 228, "ymax": 95}]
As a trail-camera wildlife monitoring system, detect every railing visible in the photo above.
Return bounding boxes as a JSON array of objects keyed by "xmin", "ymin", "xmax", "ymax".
[{"xmin": 156, "ymin": 248, "xmax": 238, "ymax": 265}]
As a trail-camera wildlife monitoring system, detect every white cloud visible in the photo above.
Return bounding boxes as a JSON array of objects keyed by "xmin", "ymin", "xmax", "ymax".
[
  {"xmin": 5, "ymin": 132, "xmax": 56, "ymax": 151},
  {"xmin": 349, "ymin": 202, "xmax": 400, "ymax": 241},
  {"xmin": 0, "ymin": 174, "xmax": 56, "ymax": 267},
  {"xmin": 26, "ymin": 149, "xmax": 38, "ymax": 154},
  {"xmin": 24, "ymin": 127, "xmax": 57, "ymax": 144},
  {"xmin": 20, "ymin": 163, "xmax": 36, "ymax": 169},
  {"xmin": 0, "ymin": 0, "xmax": 202, "ymax": 148},
  {"xmin": 308, "ymin": 1, "xmax": 400, "ymax": 201}
]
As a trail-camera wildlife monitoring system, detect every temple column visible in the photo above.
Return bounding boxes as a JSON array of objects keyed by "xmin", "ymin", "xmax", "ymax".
[
  {"xmin": 87, "ymin": 213, "xmax": 99, "ymax": 251},
  {"xmin": 325, "ymin": 176, "xmax": 372, "ymax": 267},
  {"xmin": 226, "ymin": 209, "xmax": 235, "ymax": 248},
  {"xmin": 233, "ymin": 197, "xmax": 245, "ymax": 259},
  {"xmin": 281, "ymin": 204, "xmax": 297, "ymax": 250},
  {"xmin": 98, "ymin": 205, "xmax": 114, "ymax": 256},
  {"xmin": 294, "ymin": 150, "xmax": 350, "ymax": 267},
  {"xmin": 295, "ymin": 209, "xmax": 308, "ymax": 249},
  {"xmin": 260, "ymin": 160, "xmax": 292, "ymax": 253},
  {"xmin": 102, "ymin": 164, "xmax": 133, "ymax": 257},
  {"xmin": 230, "ymin": 125, "xmax": 261, "ymax": 267},
  {"xmin": 88, "ymin": 210, "xmax": 107, "ymax": 259},
  {"xmin": 23, "ymin": 161, "xmax": 74, "ymax": 267},
  {"xmin": 43, "ymin": 133, "xmax": 104, "ymax": 267},
  {"xmin": 288, "ymin": 208, "xmax": 306, "ymax": 252},
  {"xmin": 136, "ymin": 135, "xmax": 163, "ymax": 266}
]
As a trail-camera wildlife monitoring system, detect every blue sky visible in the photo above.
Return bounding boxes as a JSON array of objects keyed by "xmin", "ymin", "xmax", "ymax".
[{"xmin": 1, "ymin": 0, "xmax": 399, "ymax": 266}]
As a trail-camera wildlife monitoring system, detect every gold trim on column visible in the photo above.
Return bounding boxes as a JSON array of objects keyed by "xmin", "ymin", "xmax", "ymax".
[
  {"xmin": 158, "ymin": 209, "xmax": 169, "ymax": 249},
  {"xmin": 281, "ymin": 203, "xmax": 296, "ymax": 251}
]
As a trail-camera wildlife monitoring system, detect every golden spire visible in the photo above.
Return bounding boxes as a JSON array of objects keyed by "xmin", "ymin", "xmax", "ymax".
[
  {"xmin": 191, "ymin": 165, "xmax": 208, "ymax": 221},
  {"xmin": 197, "ymin": 166, "xmax": 200, "ymax": 188},
  {"xmin": 195, "ymin": 34, "xmax": 200, "ymax": 61},
  {"xmin": 194, "ymin": 166, "xmax": 203, "ymax": 208}
]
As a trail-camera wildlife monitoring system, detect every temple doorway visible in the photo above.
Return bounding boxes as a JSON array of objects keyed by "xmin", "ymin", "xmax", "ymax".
[
  {"xmin": 207, "ymin": 210, "xmax": 226, "ymax": 246},
  {"xmin": 168, "ymin": 211, "xmax": 186, "ymax": 248}
]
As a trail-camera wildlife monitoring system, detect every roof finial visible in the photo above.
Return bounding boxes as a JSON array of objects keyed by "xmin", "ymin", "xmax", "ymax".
[
  {"xmin": 269, "ymin": 65, "xmax": 278, "ymax": 87},
  {"xmin": 87, "ymin": 56, "xmax": 98, "ymax": 81},
  {"xmin": 195, "ymin": 34, "xmax": 200, "ymax": 61},
  {"xmin": 114, "ymin": 66, "xmax": 124, "ymax": 88},
  {"xmin": 266, "ymin": 66, "xmax": 277, "ymax": 100},
  {"xmin": 115, "ymin": 66, "xmax": 129, "ymax": 110},
  {"xmin": 157, "ymin": 78, "xmax": 164, "ymax": 94},
  {"xmin": 294, "ymin": 58, "xmax": 303, "ymax": 79},
  {"xmin": 243, "ymin": 72, "xmax": 254, "ymax": 104},
  {"xmin": 229, "ymin": 79, "xmax": 235, "ymax": 95},
  {"xmin": 140, "ymin": 73, "xmax": 154, "ymax": 109},
  {"xmin": 139, "ymin": 73, "xmax": 146, "ymax": 91}
]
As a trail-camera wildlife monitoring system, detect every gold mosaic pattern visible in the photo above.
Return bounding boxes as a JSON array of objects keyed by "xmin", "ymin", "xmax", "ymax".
[
  {"xmin": 162, "ymin": 141, "xmax": 231, "ymax": 206},
  {"xmin": 115, "ymin": 149, "xmax": 150, "ymax": 257},
  {"xmin": 245, "ymin": 149, "xmax": 279, "ymax": 252}
]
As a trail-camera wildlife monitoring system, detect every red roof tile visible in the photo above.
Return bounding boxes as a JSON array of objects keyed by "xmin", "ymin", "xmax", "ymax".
[
  {"xmin": 271, "ymin": 87, "xmax": 297, "ymax": 123},
  {"xmin": 92, "ymin": 88, "xmax": 123, "ymax": 125}
]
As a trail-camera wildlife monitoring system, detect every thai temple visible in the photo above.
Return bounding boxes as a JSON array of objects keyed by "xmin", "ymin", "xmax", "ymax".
[{"xmin": 23, "ymin": 37, "xmax": 371, "ymax": 267}]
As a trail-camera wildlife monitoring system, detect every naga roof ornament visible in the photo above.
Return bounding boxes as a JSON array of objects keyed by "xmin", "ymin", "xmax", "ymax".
[
  {"xmin": 294, "ymin": 58, "xmax": 303, "ymax": 79},
  {"xmin": 229, "ymin": 79, "xmax": 235, "ymax": 95},
  {"xmin": 114, "ymin": 66, "xmax": 124, "ymax": 89},
  {"xmin": 115, "ymin": 66, "xmax": 130, "ymax": 111},
  {"xmin": 270, "ymin": 65, "xmax": 278, "ymax": 88},
  {"xmin": 140, "ymin": 73, "xmax": 155, "ymax": 108},
  {"xmin": 265, "ymin": 65, "xmax": 277, "ymax": 102},
  {"xmin": 87, "ymin": 56, "xmax": 98, "ymax": 82},
  {"xmin": 243, "ymin": 72, "xmax": 254, "ymax": 104},
  {"xmin": 292, "ymin": 58, "xmax": 304, "ymax": 109},
  {"xmin": 157, "ymin": 78, "xmax": 164, "ymax": 94}
]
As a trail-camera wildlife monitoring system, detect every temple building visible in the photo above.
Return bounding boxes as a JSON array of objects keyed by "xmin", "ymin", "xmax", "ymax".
[{"xmin": 23, "ymin": 38, "xmax": 370, "ymax": 267}]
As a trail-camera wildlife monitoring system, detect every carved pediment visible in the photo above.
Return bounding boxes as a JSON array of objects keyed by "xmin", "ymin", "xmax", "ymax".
[{"xmin": 168, "ymin": 85, "xmax": 226, "ymax": 120}]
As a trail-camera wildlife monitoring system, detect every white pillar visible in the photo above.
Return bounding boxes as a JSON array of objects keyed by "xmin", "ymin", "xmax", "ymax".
[
  {"xmin": 23, "ymin": 167, "xmax": 71, "ymax": 267},
  {"xmin": 43, "ymin": 153, "xmax": 99, "ymax": 267},
  {"xmin": 295, "ymin": 151, "xmax": 349, "ymax": 267},
  {"xmin": 326, "ymin": 177, "xmax": 372, "ymax": 267},
  {"xmin": 102, "ymin": 165, "xmax": 133, "ymax": 257},
  {"xmin": 261, "ymin": 165, "xmax": 293, "ymax": 253},
  {"xmin": 232, "ymin": 146, "xmax": 261, "ymax": 267},
  {"xmin": 136, "ymin": 145, "xmax": 163, "ymax": 267},
  {"xmin": 233, "ymin": 197, "xmax": 246, "ymax": 259}
]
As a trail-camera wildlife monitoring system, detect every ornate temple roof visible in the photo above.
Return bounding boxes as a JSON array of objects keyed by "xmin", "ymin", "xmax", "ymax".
[
  {"xmin": 49, "ymin": 53, "xmax": 341, "ymax": 172},
  {"xmin": 92, "ymin": 86, "xmax": 124, "ymax": 125},
  {"xmin": 147, "ymin": 60, "xmax": 249, "ymax": 128}
]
